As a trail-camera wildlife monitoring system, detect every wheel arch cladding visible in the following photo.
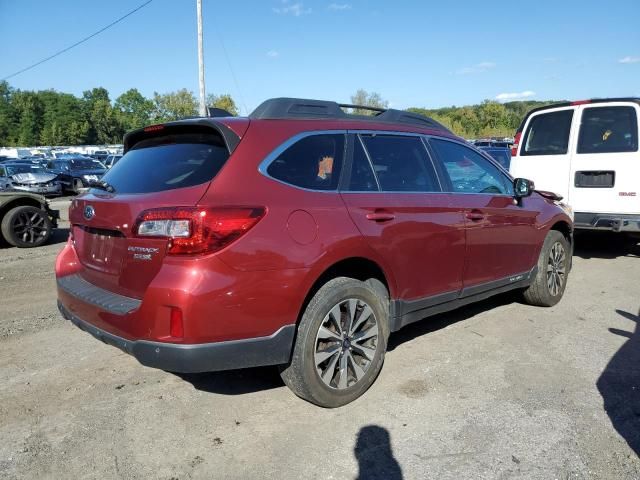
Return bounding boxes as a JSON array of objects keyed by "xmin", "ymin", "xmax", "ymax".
[
  {"xmin": 0, "ymin": 198, "xmax": 44, "ymax": 222},
  {"xmin": 297, "ymin": 257, "xmax": 392, "ymax": 325},
  {"xmin": 550, "ymin": 220, "xmax": 573, "ymax": 244}
]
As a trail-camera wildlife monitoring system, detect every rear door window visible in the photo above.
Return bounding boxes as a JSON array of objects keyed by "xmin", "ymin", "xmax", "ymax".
[
  {"xmin": 359, "ymin": 135, "xmax": 439, "ymax": 192},
  {"xmin": 430, "ymin": 139, "xmax": 513, "ymax": 195},
  {"xmin": 101, "ymin": 129, "xmax": 229, "ymax": 194},
  {"xmin": 577, "ymin": 106, "xmax": 638, "ymax": 154},
  {"xmin": 266, "ymin": 134, "xmax": 344, "ymax": 191},
  {"xmin": 522, "ymin": 110, "xmax": 574, "ymax": 156}
]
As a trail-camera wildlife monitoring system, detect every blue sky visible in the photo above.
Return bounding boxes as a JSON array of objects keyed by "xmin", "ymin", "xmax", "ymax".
[{"xmin": 1, "ymin": 0, "xmax": 639, "ymax": 114}]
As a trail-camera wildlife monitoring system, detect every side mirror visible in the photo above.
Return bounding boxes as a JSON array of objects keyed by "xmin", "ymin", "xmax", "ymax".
[{"xmin": 514, "ymin": 178, "xmax": 534, "ymax": 198}]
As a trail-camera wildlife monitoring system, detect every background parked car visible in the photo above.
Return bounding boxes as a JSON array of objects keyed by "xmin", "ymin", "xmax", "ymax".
[
  {"xmin": 478, "ymin": 146, "xmax": 512, "ymax": 170},
  {"xmin": 90, "ymin": 150, "xmax": 110, "ymax": 162},
  {"xmin": 46, "ymin": 156, "xmax": 106, "ymax": 193},
  {"xmin": 0, "ymin": 191, "xmax": 59, "ymax": 247},
  {"xmin": 104, "ymin": 154, "xmax": 123, "ymax": 169},
  {"xmin": 0, "ymin": 161, "xmax": 62, "ymax": 196}
]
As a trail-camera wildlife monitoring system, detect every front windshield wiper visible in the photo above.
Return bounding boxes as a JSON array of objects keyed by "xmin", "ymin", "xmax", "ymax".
[{"xmin": 89, "ymin": 180, "xmax": 116, "ymax": 193}]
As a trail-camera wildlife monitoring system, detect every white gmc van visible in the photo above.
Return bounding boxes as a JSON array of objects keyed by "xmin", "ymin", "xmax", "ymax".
[{"xmin": 510, "ymin": 98, "xmax": 639, "ymax": 235}]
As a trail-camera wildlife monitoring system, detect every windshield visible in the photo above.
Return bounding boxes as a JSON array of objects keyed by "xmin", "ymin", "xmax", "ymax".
[
  {"xmin": 6, "ymin": 164, "xmax": 47, "ymax": 175},
  {"xmin": 69, "ymin": 158, "xmax": 105, "ymax": 170}
]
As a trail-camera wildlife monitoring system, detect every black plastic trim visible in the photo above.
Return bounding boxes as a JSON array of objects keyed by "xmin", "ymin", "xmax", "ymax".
[
  {"xmin": 389, "ymin": 267, "xmax": 537, "ymax": 332},
  {"xmin": 57, "ymin": 274, "xmax": 141, "ymax": 315},
  {"xmin": 58, "ymin": 301, "xmax": 296, "ymax": 373},
  {"xmin": 249, "ymin": 97, "xmax": 451, "ymax": 132},
  {"xmin": 574, "ymin": 212, "xmax": 640, "ymax": 232}
]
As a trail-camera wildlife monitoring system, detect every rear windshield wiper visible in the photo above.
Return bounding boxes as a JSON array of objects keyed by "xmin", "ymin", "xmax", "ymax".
[{"xmin": 89, "ymin": 180, "xmax": 116, "ymax": 193}]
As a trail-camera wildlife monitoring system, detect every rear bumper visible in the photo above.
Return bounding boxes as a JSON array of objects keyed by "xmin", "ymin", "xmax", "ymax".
[
  {"xmin": 574, "ymin": 212, "xmax": 640, "ymax": 232},
  {"xmin": 58, "ymin": 301, "xmax": 295, "ymax": 373}
]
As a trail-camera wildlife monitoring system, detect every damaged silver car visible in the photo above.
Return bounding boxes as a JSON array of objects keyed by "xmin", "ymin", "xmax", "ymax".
[{"xmin": 0, "ymin": 162, "xmax": 62, "ymax": 196}]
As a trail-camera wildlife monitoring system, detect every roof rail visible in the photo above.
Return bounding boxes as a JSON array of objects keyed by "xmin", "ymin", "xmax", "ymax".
[{"xmin": 249, "ymin": 97, "xmax": 451, "ymax": 132}]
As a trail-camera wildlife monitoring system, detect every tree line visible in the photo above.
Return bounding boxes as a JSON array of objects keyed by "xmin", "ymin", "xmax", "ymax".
[{"xmin": 0, "ymin": 82, "xmax": 557, "ymax": 147}]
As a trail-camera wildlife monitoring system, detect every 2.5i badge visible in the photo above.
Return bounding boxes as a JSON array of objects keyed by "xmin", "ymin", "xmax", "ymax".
[{"xmin": 128, "ymin": 246, "xmax": 159, "ymax": 261}]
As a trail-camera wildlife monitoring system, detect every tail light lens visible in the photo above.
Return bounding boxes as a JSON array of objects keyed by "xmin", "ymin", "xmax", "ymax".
[
  {"xmin": 134, "ymin": 207, "xmax": 266, "ymax": 255},
  {"xmin": 169, "ymin": 307, "xmax": 184, "ymax": 338},
  {"xmin": 511, "ymin": 131, "xmax": 522, "ymax": 157}
]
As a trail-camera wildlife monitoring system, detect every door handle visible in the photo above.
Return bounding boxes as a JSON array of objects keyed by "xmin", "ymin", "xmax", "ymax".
[
  {"xmin": 465, "ymin": 210, "xmax": 485, "ymax": 221},
  {"xmin": 366, "ymin": 212, "xmax": 395, "ymax": 222}
]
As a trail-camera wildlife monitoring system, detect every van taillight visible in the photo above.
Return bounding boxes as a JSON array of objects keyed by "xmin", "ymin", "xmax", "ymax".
[
  {"xmin": 511, "ymin": 131, "xmax": 522, "ymax": 157},
  {"xmin": 134, "ymin": 207, "xmax": 266, "ymax": 255}
]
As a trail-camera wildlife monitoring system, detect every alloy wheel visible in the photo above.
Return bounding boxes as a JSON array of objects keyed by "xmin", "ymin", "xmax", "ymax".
[
  {"xmin": 11, "ymin": 210, "xmax": 48, "ymax": 245},
  {"xmin": 546, "ymin": 241, "xmax": 567, "ymax": 296},
  {"xmin": 314, "ymin": 298, "xmax": 379, "ymax": 390}
]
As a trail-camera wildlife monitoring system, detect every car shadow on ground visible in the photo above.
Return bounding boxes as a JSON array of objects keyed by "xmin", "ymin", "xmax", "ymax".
[
  {"xmin": 573, "ymin": 231, "xmax": 639, "ymax": 260},
  {"xmin": 597, "ymin": 308, "xmax": 640, "ymax": 456},
  {"xmin": 354, "ymin": 425, "xmax": 403, "ymax": 480},
  {"xmin": 48, "ymin": 227, "xmax": 70, "ymax": 246},
  {"xmin": 176, "ymin": 366, "xmax": 285, "ymax": 395}
]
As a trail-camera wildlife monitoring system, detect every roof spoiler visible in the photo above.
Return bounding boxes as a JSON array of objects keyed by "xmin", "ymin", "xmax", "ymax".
[{"xmin": 122, "ymin": 118, "xmax": 241, "ymax": 154}]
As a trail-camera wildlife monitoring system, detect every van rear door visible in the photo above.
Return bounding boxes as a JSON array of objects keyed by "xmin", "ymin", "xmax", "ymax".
[
  {"xmin": 509, "ymin": 107, "xmax": 576, "ymax": 200},
  {"xmin": 568, "ymin": 102, "xmax": 640, "ymax": 215}
]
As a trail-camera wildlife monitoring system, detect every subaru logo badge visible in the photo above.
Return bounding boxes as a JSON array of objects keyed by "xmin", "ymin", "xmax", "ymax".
[{"xmin": 83, "ymin": 205, "xmax": 95, "ymax": 220}]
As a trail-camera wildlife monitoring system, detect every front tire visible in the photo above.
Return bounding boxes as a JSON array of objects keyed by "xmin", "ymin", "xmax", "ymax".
[
  {"xmin": 1, "ymin": 205, "xmax": 52, "ymax": 248},
  {"xmin": 280, "ymin": 277, "xmax": 389, "ymax": 408},
  {"xmin": 522, "ymin": 230, "xmax": 570, "ymax": 307}
]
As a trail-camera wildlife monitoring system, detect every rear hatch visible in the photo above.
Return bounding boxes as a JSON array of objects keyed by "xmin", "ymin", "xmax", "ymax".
[{"xmin": 68, "ymin": 122, "xmax": 237, "ymax": 299}]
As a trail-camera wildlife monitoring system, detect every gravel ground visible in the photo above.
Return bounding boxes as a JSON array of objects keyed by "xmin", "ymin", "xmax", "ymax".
[{"xmin": 1, "ymin": 205, "xmax": 639, "ymax": 479}]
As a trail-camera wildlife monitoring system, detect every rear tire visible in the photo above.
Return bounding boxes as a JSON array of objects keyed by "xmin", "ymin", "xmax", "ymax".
[
  {"xmin": 280, "ymin": 277, "xmax": 389, "ymax": 408},
  {"xmin": 1, "ymin": 205, "xmax": 52, "ymax": 248},
  {"xmin": 522, "ymin": 230, "xmax": 570, "ymax": 307}
]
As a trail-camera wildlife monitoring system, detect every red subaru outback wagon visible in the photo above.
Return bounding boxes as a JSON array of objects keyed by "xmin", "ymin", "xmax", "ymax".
[{"xmin": 56, "ymin": 98, "xmax": 573, "ymax": 407}]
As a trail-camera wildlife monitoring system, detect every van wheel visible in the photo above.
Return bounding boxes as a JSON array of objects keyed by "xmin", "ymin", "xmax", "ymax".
[
  {"xmin": 522, "ymin": 230, "xmax": 570, "ymax": 307},
  {"xmin": 280, "ymin": 277, "xmax": 389, "ymax": 408}
]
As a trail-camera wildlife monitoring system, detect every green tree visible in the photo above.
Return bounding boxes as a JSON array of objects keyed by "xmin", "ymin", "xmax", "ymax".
[
  {"xmin": 152, "ymin": 89, "xmax": 197, "ymax": 122},
  {"xmin": 350, "ymin": 89, "xmax": 389, "ymax": 115},
  {"xmin": 12, "ymin": 91, "xmax": 44, "ymax": 146},
  {"xmin": 91, "ymin": 99, "xmax": 123, "ymax": 144},
  {"xmin": 206, "ymin": 93, "xmax": 238, "ymax": 116},
  {"xmin": 115, "ymin": 88, "xmax": 154, "ymax": 131}
]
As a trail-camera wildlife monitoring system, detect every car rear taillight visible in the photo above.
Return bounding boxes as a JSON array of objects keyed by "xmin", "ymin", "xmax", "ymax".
[
  {"xmin": 134, "ymin": 207, "xmax": 265, "ymax": 255},
  {"xmin": 511, "ymin": 131, "xmax": 522, "ymax": 157}
]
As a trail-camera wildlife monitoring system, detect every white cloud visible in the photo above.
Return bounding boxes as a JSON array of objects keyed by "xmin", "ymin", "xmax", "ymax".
[
  {"xmin": 267, "ymin": 50, "xmax": 279, "ymax": 58},
  {"xmin": 619, "ymin": 56, "xmax": 640, "ymax": 64},
  {"xmin": 273, "ymin": 1, "xmax": 311, "ymax": 16},
  {"xmin": 495, "ymin": 91, "xmax": 536, "ymax": 102},
  {"xmin": 328, "ymin": 3, "xmax": 352, "ymax": 10},
  {"xmin": 456, "ymin": 61, "xmax": 496, "ymax": 75}
]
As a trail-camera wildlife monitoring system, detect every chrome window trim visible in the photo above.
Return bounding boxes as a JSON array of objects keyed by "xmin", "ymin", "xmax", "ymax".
[{"xmin": 257, "ymin": 129, "xmax": 347, "ymax": 193}]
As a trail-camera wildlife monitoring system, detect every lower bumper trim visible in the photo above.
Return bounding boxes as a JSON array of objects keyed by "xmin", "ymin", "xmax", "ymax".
[
  {"xmin": 574, "ymin": 212, "xmax": 640, "ymax": 232},
  {"xmin": 58, "ymin": 301, "xmax": 295, "ymax": 373}
]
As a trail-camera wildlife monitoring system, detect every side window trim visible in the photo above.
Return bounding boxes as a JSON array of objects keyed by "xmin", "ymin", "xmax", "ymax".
[
  {"xmin": 257, "ymin": 129, "xmax": 348, "ymax": 193},
  {"xmin": 426, "ymin": 136, "xmax": 515, "ymax": 197}
]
